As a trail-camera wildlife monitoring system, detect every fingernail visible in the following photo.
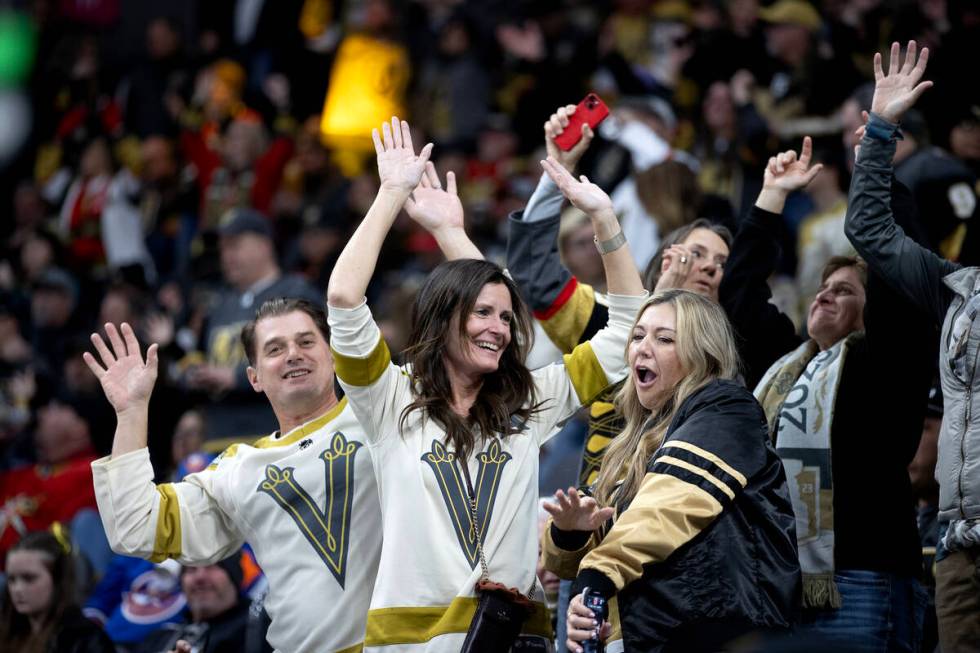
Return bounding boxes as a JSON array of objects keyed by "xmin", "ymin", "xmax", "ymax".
[{"xmin": 592, "ymin": 619, "xmax": 598, "ymax": 626}]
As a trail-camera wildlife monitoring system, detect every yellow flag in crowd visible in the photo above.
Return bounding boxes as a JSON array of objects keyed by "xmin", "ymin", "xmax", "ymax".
[{"xmin": 320, "ymin": 33, "xmax": 409, "ymax": 168}]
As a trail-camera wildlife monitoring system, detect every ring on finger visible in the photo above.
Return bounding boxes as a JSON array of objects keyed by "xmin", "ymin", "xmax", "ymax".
[{"xmin": 680, "ymin": 256, "xmax": 688, "ymax": 264}]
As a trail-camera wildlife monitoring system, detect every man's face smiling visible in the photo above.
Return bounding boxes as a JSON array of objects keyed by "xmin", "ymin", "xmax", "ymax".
[{"xmin": 246, "ymin": 311, "xmax": 334, "ymax": 412}]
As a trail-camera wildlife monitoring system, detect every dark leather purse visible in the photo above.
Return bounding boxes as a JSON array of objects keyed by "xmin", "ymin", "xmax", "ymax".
[{"xmin": 458, "ymin": 459, "xmax": 536, "ymax": 653}]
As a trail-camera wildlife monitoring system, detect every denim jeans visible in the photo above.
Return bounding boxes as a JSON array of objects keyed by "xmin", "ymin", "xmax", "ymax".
[{"xmin": 797, "ymin": 570, "xmax": 927, "ymax": 652}]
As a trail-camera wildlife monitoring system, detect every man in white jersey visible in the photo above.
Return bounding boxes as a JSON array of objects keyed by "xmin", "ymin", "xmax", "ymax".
[{"xmin": 85, "ymin": 298, "xmax": 380, "ymax": 653}]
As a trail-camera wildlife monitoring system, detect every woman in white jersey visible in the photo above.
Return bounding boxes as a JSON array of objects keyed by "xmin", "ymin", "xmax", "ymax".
[{"xmin": 325, "ymin": 117, "xmax": 645, "ymax": 651}]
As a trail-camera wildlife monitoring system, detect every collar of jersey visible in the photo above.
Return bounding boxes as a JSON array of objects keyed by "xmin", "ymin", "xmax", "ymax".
[{"xmin": 255, "ymin": 397, "xmax": 349, "ymax": 449}]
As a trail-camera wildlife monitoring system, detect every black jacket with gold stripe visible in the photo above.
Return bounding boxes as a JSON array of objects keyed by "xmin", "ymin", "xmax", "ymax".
[{"xmin": 559, "ymin": 380, "xmax": 800, "ymax": 652}]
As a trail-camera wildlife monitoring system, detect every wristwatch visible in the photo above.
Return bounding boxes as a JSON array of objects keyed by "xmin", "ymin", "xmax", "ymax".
[{"xmin": 594, "ymin": 231, "xmax": 627, "ymax": 255}]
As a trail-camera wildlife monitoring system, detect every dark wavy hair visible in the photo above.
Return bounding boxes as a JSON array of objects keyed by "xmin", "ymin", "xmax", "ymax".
[
  {"xmin": 0, "ymin": 530, "xmax": 79, "ymax": 652},
  {"xmin": 399, "ymin": 259, "xmax": 541, "ymax": 462}
]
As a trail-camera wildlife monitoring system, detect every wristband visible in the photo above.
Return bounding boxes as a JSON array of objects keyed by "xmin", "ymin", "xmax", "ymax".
[{"xmin": 594, "ymin": 231, "xmax": 627, "ymax": 255}]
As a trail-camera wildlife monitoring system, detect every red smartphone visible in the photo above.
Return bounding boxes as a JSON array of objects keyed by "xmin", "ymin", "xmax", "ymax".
[{"xmin": 554, "ymin": 93, "xmax": 610, "ymax": 151}]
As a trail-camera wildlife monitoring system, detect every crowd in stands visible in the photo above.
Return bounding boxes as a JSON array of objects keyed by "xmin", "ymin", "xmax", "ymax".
[{"xmin": 0, "ymin": 0, "xmax": 978, "ymax": 651}]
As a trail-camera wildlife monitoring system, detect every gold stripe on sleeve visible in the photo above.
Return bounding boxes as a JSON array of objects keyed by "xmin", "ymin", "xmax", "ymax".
[
  {"xmin": 150, "ymin": 484, "xmax": 182, "ymax": 563},
  {"xmin": 330, "ymin": 336, "xmax": 391, "ymax": 387},
  {"xmin": 656, "ymin": 455, "xmax": 736, "ymax": 500},
  {"xmin": 540, "ymin": 283, "xmax": 598, "ymax": 353},
  {"xmin": 365, "ymin": 597, "xmax": 552, "ymax": 646},
  {"xmin": 580, "ymin": 472, "xmax": 723, "ymax": 590},
  {"xmin": 660, "ymin": 440, "xmax": 747, "ymax": 487},
  {"xmin": 563, "ymin": 342, "xmax": 610, "ymax": 405},
  {"xmin": 335, "ymin": 642, "xmax": 363, "ymax": 653}
]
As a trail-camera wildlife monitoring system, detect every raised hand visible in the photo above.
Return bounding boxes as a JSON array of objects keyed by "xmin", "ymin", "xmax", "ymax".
[
  {"xmin": 871, "ymin": 40, "xmax": 932, "ymax": 124},
  {"xmin": 372, "ymin": 116, "xmax": 433, "ymax": 195},
  {"xmin": 763, "ymin": 136, "xmax": 823, "ymax": 193},
  {"xmin": 540, "ymin": 156, "xmax": 613, "ymax": 218},
  {"xmin": 83, "ymin": 322, "xmax": 159, "ymax": 415},
  {"xmin": 544, "ymin": 104, "xmax": 594, "ymax": 174},
  {"xmin": 657, "ymin": 243, "xmax": 694, "ymax": 292},
  {"xmin": 543, "ymin": 487, "xmax": 615, "ymax": 532},
  {"xmin": 404, "ymin": 161, "xmax": 463, "ymax": 233}
]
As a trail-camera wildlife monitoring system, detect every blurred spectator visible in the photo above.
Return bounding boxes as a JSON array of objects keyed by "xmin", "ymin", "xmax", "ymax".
[
  {"xmin": 139, "ymin": 135, "xmax": 199, "ymax": 281},
  {"xmin": 185, "ymin": 209, "xmax": 320, "ymax": 442},
  {"xmin": 134, "ymin": 556, "xmax": 252, "ymax": 653},
  {"xmin": 894, "ymin": 114, "xmax": 979, "ymax": 264},
  {"xmin": 949, "ymin": 104, "xmax": 980, "ymax": 177},
  {"xmin": 84, "ymin": 557, "xmax": 186, "ymax": 649},
  {"xmin": 29, "ymin": 268, "xmax": 84, "ymax": 378},
  {"xmin": 0, "ymin": 530, "xmax": 115, "ymax": 653},
  {"xmin": 753, "ymin": 0, "xmax": 862, "ymax": 137},
  {"xmin": 56, "ymin": 137, "xmax": 114, "ymax": 272},
  {"xmin": 414, "ymin": 9, "xmax": 490, "ymax": 151},
  {"xmin": 0, "ymin": 396, "xmax": 111, "ymax": 577},
  {"xmin": 122, "ymin": 17, "xmax": 191, "ymax": 138},
  {"xmin": 169, "ymin": 409, "xmax": 206, "ymax": 479},
  {"xmin": 693, "ymin": 76, "xmax": 770, "ymax": 217},
  {"xmin": 15, "ymin": 230, "xmax": 64, "ymax": 288},
  {"xmin": 4, "ymin": 181, "xmax": 50, "ymax": 258}
]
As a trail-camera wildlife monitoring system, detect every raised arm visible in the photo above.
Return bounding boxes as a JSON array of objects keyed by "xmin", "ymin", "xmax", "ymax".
[
  {"xmin": 326, "ymin": 117, "xmax": 432, "ymax": 308},
  {"xmin": 719, "ymin": 139, "xmax": 819, "ymax": 385},
  {"xmin": 540, "ymin": 157, "xmax": 644, "ymax": 297},
  {"xmin": 86, "ymin": 323, "xmax": 244, "ymax": 565},
  {"xmin": 507, "ymin": 106, "xmax": 605, "ymax": 354},
  {"xmin": 843, "ymin": 41, "xmax": 956, "ymax": 323}
]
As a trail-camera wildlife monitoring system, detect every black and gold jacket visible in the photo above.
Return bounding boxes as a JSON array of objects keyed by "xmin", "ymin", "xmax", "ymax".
[{"xmin": 549, "ymin": 380, "xmax": 800, "ymax": 652}]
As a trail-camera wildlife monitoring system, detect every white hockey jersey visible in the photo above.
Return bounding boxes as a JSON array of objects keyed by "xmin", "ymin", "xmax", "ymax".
[
  {"xmin": 92, "ymin": 400, "xmax": 380, "ymax": 653},
  {"xmin": 327, "ymin": 292, "xmax": 644, "ymax": 652}
]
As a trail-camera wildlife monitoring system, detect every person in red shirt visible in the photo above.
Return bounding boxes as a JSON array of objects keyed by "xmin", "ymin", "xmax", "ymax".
[{"xmin": 0, "ymin": 398, "xmax": 107, "ymax": 577}]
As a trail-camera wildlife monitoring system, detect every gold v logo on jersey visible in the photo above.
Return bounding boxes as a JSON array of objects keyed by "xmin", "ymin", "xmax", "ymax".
[
  {"xmin": 422, "ymin": 438, "xmax": 512, "ymax": 569},
  {"xmin": 258, "ymin": 432, "xmax": 362, "ymax": 588}
]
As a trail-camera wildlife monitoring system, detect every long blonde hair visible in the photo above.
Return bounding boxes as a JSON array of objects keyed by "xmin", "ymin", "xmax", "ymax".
[{"xmin": 593, "ymin": 290, "xmax": 741, "ymax": 508}]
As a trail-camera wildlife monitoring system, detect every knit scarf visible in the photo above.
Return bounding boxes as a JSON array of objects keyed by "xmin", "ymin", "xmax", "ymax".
[{"xmin": 754, "ymin": 333, "xmax": 862, "ymax": 609}]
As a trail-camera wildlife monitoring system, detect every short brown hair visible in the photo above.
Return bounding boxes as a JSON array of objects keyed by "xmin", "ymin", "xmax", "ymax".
[
  {"xmin": 240, "ymin": 298, "xmax": 330, "ymax": 366},
  {"xmin": 820, "ymin": 256, "xmax": 867, "ymax": 288}
]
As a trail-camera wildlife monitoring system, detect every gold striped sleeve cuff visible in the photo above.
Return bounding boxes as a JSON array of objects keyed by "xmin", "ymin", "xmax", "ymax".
[
  {"xmin": 540, "ymin": 282, "xmax": 597, "ymax": 353},
  {"xmin": 330, "ymin": 336, "xmax": 391, "ymax": 387},
  {"xmin": 365, "ymin": 597, "xmax": 552, "ymax": 646},
  {"xmin": 656, "ymin": 440, "xmax": 747, "ymax": 502},
  {"xmin": 151, "ymin": 484, "xmax": 182, "ymax": 563},
  {"xmin": 563, "ymin": 342, "xmax": 610, "ymax": 405},
  {"xmin": 580, "ymin": 471, "xmax": 723, "ymax": 590}
]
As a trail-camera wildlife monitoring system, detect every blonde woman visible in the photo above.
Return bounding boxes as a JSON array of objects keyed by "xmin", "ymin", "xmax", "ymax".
[{"xmin": 543, "ymin": 290, "xmax": 799, "ymax": 652}]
